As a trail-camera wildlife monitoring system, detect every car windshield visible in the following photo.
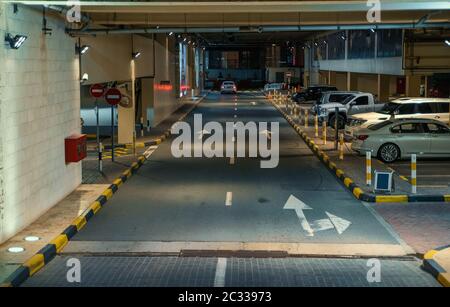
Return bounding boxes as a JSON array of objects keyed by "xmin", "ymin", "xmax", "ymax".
[
  {"xmin": 367, "ymin": 120, "xmax": 394, "ymax": 131},
  {"xmin": 342, "ymin": 96, "xmax": 354, "ymax": 104},
  {"xmin": 378, "ymin": 102, "xmax": 401, "ymax": 114}
]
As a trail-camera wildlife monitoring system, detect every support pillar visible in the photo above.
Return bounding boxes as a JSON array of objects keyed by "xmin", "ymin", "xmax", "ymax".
[
  {"xmin": 329, "ymin": 71, "xmax": 337, "ymax": 86},
  {"xmin": 347, "ymin": 72, "xmax": 358, "ymax": 91},
  {"xmin": 406, "ymin": 75, "xmax": 422, "ymax": 97},
  {"xmin": 118, "ymin": 60, "xmax": 136, "ymax": 144},
  {"xmin": 377, "ymin": 74, "xmax": 390, "ymax": 102}
]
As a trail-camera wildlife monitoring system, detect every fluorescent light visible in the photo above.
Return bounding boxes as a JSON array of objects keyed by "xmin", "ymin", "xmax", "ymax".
[
  {"xmin": 80, "ymin": 45, "xmax": 89, "ymax": 54},
  {"xmin": 169, "ymin": 32, "xmax": 173, "ymax": 36},
  {"xmin": 5, "ymin": 33, "xmax": 27, "ymax": 49},
  {"xmin": 370, "ymin": 28, "xmax": 376, "ymax": 33},
  {"xmin": 24, "ymin": 236, "xmax": 40, "ymax": 242},
  {"xmin": 8, "ymin": 246, "xmax": 25, "ymax": 253},
  {"xmin": 132, "ymin": 52, "xmax": 141, "ymax": 59},
  {"xmin": 445, "ymin": 39, "xmax": 450, "ymax": 46}
]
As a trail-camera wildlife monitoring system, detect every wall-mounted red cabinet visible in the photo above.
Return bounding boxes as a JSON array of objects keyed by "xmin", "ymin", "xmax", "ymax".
[{"xmin": 65, "ymin": 134, "xmax": 87, "ymax": 163}]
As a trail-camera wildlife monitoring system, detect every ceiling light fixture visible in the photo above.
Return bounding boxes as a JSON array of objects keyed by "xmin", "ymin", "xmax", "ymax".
[
  {"xmin": 444, "ymin": 39, "xmax": 450, "ymax": 46},
  {"xmin": 8, "ymin": 246, "xmax": 25, "ymax": 253},
  {"xmin": 132, "ymin": 52, "xmax": 141, "ymax": 59}
]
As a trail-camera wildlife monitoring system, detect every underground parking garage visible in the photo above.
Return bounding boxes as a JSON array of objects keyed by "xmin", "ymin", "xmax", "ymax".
[{"xmin": 0, "ymin": 0, "xmax": 450, "ymax": 292}]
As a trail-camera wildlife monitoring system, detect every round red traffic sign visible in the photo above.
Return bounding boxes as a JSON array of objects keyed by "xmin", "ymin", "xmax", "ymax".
[
  {"xmin": 89, "ymin": 84, "xmax": 105, "ymax": 98},
  {"xmin": 104, "ymin": 88, "xmax": 122, "ymax": 105}
]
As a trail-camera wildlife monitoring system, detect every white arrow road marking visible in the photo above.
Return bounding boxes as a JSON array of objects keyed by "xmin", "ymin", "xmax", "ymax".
[
  {"xmin": 260, "ymin": 129, "xmax": 272, "ymax": 140},
  {"xmin": 196, "ymin": 129, "xmax": 210, "ymax": 140},
  {"xmin": 225, "ymin": 192, "xmax": 233, "ymax": 206},
  {"xmin": 310, "ymin": 219, "xmax": 335, "ymax": 232},
  {"xmin": 143, "ymin": 145, "xmax": 158, "ymax": 159},
  {"xmin": 283, "ymin": 195, "xmax": 314, "ymax": 236},
  {"xmin": 214, "ymin": 258, "xmax": 227, "ymax": 287},
  {"xmin": 326, "ymin": 212, "xmax": 352, "ymax": 235}
]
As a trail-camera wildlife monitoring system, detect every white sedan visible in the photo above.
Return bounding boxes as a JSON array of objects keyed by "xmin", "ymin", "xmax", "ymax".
[{"xmin": 351, "ymin": 118, "xmax": 450, "ymax": 163}]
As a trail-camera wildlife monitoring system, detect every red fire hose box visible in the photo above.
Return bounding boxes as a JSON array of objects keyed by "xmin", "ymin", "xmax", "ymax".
[{"xmin": 65, "ymin": 134, "xmax": 87, "ymax": 163}]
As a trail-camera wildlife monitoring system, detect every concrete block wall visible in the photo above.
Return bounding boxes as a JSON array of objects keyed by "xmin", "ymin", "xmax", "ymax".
[{"xmin": 0, "ymin": 4, "xmax": 81, "ymax": 243}]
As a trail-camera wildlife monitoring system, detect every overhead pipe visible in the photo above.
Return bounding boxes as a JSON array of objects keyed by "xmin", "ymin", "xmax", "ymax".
[{"xmin": 68, "ymin": 22, "xmax": 450, "ymax": 36}]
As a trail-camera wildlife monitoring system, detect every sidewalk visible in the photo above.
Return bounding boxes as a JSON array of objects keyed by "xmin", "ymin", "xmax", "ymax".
[
  {"xmin": 424, "ymin": 245, "xmax": 450, "ymax": 287},
  {"xmin": 0, "ymin": 94, "xmax": 205, "ymax": 285}
]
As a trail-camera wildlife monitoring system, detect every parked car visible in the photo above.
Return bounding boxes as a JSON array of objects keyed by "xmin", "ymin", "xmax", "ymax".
[
  {"xmin": 314, "ymin": 92, "xmax": 385, "ymax": 129},
  {"xmin": 264, "ymin": 83, "xmax": 283, "ymax": 93},
  {"xmin": 351, "ymin": 118, "xmax": 450, "ymax": 163},
  {"xmin": 292, "ymin": 85, "xmax": 338, "ymax": 103},
  {"xmin": 345, "ymin": 98, "xmax": 450, "ymax": 138},
  {"xmin": 220, "ymin": 81, "xmax": 237, "ymax": 94}
]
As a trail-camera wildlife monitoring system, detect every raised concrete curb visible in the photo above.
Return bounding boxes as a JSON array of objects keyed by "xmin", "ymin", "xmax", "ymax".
[
  {"xmin": 423, "ymin": 245, "xmax": 450, "ymax": 287},
  {"xmin": 269, "ymin": 97, "xmax": 450, "ymax": 204},
  {"xmin": 423, "ymin": 245, "xmax": 450, "ymax": 288},
  {"xmin": 1, "ymin": 94, "xmax": 206, "ymax": 287}
]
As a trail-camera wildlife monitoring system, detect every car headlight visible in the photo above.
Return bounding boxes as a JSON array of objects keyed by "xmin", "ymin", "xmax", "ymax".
[{"xmin": 318, "ymin": 107, "xmax": 328, "ymax": 116}]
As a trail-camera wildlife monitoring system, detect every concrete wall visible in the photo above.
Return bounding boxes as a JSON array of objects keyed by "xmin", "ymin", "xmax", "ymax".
[
  {"xmin": 317, "ymin": 57, "xmax": 404, "ymax": 76},
  {"xmin": 0, "ymin": 4, "xmax": 81, "ymax": 243},
  {"xmin": 152, "ymin": 35, "xmax": 180, "ymax": 126}
]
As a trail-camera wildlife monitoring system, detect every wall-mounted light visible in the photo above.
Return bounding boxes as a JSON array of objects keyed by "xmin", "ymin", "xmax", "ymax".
[
  {"xmin": 76, "ymin": 44, "xmax": 90, "ymax": 55},
  {"xmin": 370, "ymin": 28, "xmax": 376, "ymax": 33},
  {"xmin": 169, "ymin": 32, "xmax": 174, "ymax": 36},
  {"xmin": 5, "ymin": 33, "xmax": 27, "ymax": 49},
  {"xmin": 445, "ymin": 39, "xmax": 450, "ymax": 47},
  {"xmin": 132, "ymin": 52, "xmax": 141, "ymax": 59}
]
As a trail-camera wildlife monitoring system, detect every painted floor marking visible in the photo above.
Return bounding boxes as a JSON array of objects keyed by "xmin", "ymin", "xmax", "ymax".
[
  {"xmin": 225, "ymin": 192, "xmax": 233, "ymax": 207},
  {"xmin": 214, "ymin": 258, "xmax": 227, "ymax": 287}
]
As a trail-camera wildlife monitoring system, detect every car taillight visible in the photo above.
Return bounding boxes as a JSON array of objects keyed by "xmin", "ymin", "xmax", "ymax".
[{"xmin": 357, "ymin": 135, "xmax": 369, "ymax": 141}]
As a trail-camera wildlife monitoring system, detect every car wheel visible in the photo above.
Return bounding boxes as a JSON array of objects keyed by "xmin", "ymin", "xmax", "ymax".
[
  {"xmin": 329, "ymin": 115, "xmax": 346, "ymax": 130},
  {"xmin": 378, "ymin": 143, "xmax": 400, "ymax": 163}
]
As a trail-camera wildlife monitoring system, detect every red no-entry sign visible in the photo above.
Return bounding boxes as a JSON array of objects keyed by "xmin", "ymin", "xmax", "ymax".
[
  {"xmin": 89, "ymin": 84, "xmax": 105, "ymax": 98},
  {"xmin": 104, "ymin": 88, "xmax": 122, "ymax": 105}
]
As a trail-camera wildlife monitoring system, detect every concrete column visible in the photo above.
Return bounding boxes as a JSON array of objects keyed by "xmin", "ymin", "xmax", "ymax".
[
  {"xmin": 347, "ymin": 72, "xmax": 358, "ymax": 91},
  {"xmin": 118, "ymin": 60, "xmax": 136, "ymax": 144},
  {"xmin": 377, "ymin": 74, "xmax": 390, "ymax": 102},
  {"xmin": 329, "ymin": 71, "xmax": 337, "ymax": 86},
  {"xmin": 406, "ymin": 75, "xmax": 421, "ymax": 97},
  {"xmin": 141, "ymin": 77, "xmax": 154, "ymax": 127}
]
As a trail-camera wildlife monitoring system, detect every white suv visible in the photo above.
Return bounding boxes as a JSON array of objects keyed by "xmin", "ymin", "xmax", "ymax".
[{"xmin": 345, "ymin": 98, "xmax": 450, "ymax": 138}]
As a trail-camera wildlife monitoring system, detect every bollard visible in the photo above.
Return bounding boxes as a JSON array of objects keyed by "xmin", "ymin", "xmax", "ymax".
[
  {"xmin": 304, "ymin": 109, "xmax": 309, "ymax": 128},
  {"xmin": 315, "ymin": 115, "xmax": 319, "ymax": 138},
  {"xmin": 366, "ymin": 151, "xmax": 372, "ymax": 186},
  {"xmin": 98, "ymin": 142, "xmax": 103, "ymax": 172},
  {"xmin": 133, "ymin": 131, "xmax": 137, "ymax": 156},
  {"xmin": 322, "ymin": 120, "xmax": 327, "ymax": 145},
  {"xmin": 140, "ymin": 117, "xmax": 144, "ymax": 137},
  {"xmin": 411, "ymin": 154, "xmax": 417, "ymax": 194},
  {"xmin": 339, "ymin": 132, "xmax": 344, "ymax": 160}
]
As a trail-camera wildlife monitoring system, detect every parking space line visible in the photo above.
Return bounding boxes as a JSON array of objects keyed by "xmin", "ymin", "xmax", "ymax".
[
  {"xmin": 225, "ymin": 192, "xmax": 232, "ymax": 206},
  {"xmin": 214, "ymin": 258, "xmax": 227, "ymax": 287}
]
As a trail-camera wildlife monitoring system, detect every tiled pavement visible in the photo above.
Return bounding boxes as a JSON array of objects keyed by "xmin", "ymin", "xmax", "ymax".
[
  {"xmin": 22, "ymin": 256, "xmax": 439, "ymax": 287},
  {"xmin": 375, "ymin": 203, "xmax": 450, "ymax": 255}
]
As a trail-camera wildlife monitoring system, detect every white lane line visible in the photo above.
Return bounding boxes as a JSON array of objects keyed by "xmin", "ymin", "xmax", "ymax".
[
  {"xmin": 214, "ymin": 258, "xmax": 227, "ymax": 287},
  {"xmin": 225, "ymin": 192, "xmax": 233, "ymax": 206}
]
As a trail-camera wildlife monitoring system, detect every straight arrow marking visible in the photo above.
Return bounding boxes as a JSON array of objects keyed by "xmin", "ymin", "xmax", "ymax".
[{"xmin": 283, "ymin": 195, "xmax": 314, "ymax": 236}]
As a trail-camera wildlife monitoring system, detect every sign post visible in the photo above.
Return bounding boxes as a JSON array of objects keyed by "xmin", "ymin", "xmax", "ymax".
[
  {"xmin": 89, "ymin": 84, "xmax": 105, "ymax": 171},
  {"xmin": 104, "ymin": 88, "xmax": 122, "ymax": 162}
]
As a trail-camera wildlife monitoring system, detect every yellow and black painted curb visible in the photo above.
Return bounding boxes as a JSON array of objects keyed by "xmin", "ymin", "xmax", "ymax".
[
  {"xmin": 423, "ymin": 245, "xmax": 450, "ymax": 287},
  {"xmin": 2, "ymin": 156, "xmax": 146, "ymax": 287},
  {"xmin": 269, "ymin": 99, "xmax": 450, "ymax": 204},
  {"xmin": 2, "ymin": 95, "xmax": 206, "ymax": 287}
]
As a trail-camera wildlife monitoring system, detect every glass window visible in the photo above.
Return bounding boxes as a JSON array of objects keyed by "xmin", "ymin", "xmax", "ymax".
[
  {"xmin": 377, "ymin": 29, "xmax": 402, "ymax": 58},
  {"xmin": 424, "ymin": 123, "xmax": 450, "ymax": 134},
  {"xmin": 378, "ymin": 102, "xmax": 400, "ymax": 114},
  {"xmin": 354, "ymin": 96, "xmax": 369, "ymax": 105},
  {"xmin": 392, "ymin": 123, "xmax": 423, "ymax": 133},
  {"xmin": 368, "ymin": 120, "xmax": 393, "ymax": 131},
  {"xmin": 417, "ymin": 103, "xmax": 433, "ymax": 114},
  {"xmin": 397, "ymin": 104, "xmax": 417, "ymax": 115},
  {"xmin": 438, "ymin": 103, "xmax": 450, "ymax": 113}
]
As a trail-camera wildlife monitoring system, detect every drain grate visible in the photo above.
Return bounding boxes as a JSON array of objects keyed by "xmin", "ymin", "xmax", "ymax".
[{"xmin": 179, "ymin": 249, "xmax": 289, "ymax": 258}]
